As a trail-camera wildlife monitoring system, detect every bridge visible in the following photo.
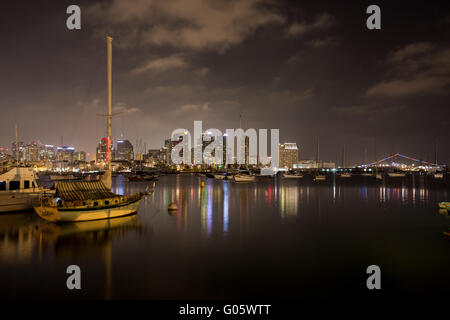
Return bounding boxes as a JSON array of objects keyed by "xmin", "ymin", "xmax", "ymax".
[{"xmin": 360, "ymin": 153, "xmax": 445, "ymax": 170}]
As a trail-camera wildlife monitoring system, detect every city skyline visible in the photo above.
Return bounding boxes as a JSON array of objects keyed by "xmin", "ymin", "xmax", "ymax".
[{"xmin": 0, "ymin": 1, "xmax": 449, "ymax": 164}]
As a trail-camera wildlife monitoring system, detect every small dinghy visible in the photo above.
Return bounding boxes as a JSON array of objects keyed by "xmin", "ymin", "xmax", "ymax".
[
  {"xmin": 314, "ymin": 174, "xmax": 326, "ymax": 182},
  {"xmin": 387, "ymin": 172, "xmax": 406, "ymax": 178},
  {"xmin": 438, "ymin": 202, "xmax": 450, "ymax": 210},
  {"xmin": 282, "ymin": 172, "xmax": 303, "ymax": 179},
  {"xmin": 339, "ymin": 172, "xmax": 352, "ymax": 178},
  {"xmin": 234, "ymin": 172, "xmax": 255, "ymax": 182}
]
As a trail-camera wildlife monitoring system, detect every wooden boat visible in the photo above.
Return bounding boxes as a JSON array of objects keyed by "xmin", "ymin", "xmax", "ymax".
[
  {"xmin": 438, "ymin": 202, "xmax": 450, "ymax": 210},
  {"xmin": 34, "ymin": 36, "xmax": 151, "ymax": 222},
  {"xmin": 0, "ymin": 167, "xmax": 54, "ymax": 213},
  {"xmin": 234, "ymin": 172, "xmax": 255, "ymax": 182},
  {"xmin": 34, "ymin": 180, "xmax": 147, "ymax": 222},
  {"xmin": 282, "ymin": 173, "xmax": 303, "ymax": 179},
  {"xmin": 213, "ymin": 174, "xmax": 227, "ymax": 180},
  {"xmin": 314, "ymin": 174, "xmax": 326, "ymax": 181},
  {"xmin": 387, "ymin": 172, "xmax": 406, "ymax": 178}
]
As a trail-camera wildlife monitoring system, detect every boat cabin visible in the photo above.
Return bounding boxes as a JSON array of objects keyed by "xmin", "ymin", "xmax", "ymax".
[{"xmin": 0, "ymin": 167, "xmax": 38, "ymax": 191}]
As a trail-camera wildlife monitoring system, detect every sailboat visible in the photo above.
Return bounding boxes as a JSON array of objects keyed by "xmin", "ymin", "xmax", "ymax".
[
  {"xmin": 233, "ymin": 170, "xmax": 255, "ymax": 182},
  {"xmin": 282, "ymin": 171, "xmax": 303, "ymax": 179},
  {"xmin": 0, "ymin": 124, "xmax": 54, "ymax": 213},
  {"xmin": 34, "ymin": 36, "xmax": 151, "ymax": 222},
  {"xmin": 314, "ymin": 137, "xmax": 326, "ymax": 181},
  {"xmin": 387, "ymin": 171, "xmax": 406, "ymax": 178},
  {"xmin": 339, "ymin": 145, "xmax": 352, "ymax": 178}
]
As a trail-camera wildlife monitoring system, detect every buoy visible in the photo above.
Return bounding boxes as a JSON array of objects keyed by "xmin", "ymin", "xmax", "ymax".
[
  {"xmin": 168, "ymin": 202, "xmax": 178, "ymax": 211},
  {"xmin": 201, "ymin": 181, "xmax": 205, "ymax": 188}
]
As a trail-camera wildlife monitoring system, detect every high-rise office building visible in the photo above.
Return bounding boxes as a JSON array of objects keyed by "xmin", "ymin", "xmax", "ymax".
[
  {"xmin": 23, "ymin": 141, "xmax": 40, "ymax": 162},
  {"xmin": 96, "ymin": 139, "xmax": 108, "ymax": 163},
  {"xmin": 279, "ymin": 143, "xmax": 299, "ymax": 169},
  {"xmin": 40, "ymin": 144, "xmax": 56, "ymax": 161},
  {"xmin": 11, "ymin": 141, "xmax": 24, "ymax": 161},
  {"xmin": 56, "ymin": 146, "xmax": 75, "ymax": 162},
  {"xmin": 116, "ymin": 140, "xmax": 134, "ymax": 161},
  {"xmin": 73, "ymin": 151, "xmax": 87, "ymax": 162}
]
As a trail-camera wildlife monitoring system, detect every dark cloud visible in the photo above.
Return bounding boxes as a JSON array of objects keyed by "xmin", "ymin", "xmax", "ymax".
[{"xmin": 0, "ymin": 0, "xmax": 449, "ymax": 165}]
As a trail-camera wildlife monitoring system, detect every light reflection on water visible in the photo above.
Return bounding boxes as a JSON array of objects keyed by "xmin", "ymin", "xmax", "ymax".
[{"xmin": 0, "ymin": 174, "xmax": 448, "ymax": 299}]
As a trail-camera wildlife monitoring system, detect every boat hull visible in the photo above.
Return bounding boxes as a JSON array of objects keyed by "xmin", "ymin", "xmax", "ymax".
[
  {"xmin": 387, "ymin": 173, "xmax": 406, "ymax": 178},
  {"xmin": 0, "ymin": 189, "xmax": 51, "ymax": 213},
  {"xmin": 34, "ymin": 198, "xmax": 142, "ymax": 222},
  {"xmin": 438, "ymin": 202, "xmax": 450, "ymax": 210},
  {"xmin": 234, "ymin": 175, "xmax": 255, "ymax": 182},
  {"xmin": 283, "ymin": 174, "xmax": 303, "ymax": 179}
]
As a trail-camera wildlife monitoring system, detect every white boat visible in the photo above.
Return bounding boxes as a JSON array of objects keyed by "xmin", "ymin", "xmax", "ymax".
[
  {"xmin": 340, "ymin": 172, "xmax": 352, "ymax": 178},
  {"xmin": 0, "ymin": 167, "xmax": 54, "ymax": 213},
  {"xmin": 234, "ymin": 174, "xmax": 255, "ymax": 182},
  {"xmin": 283, "ymin": 173, "xmax": 303, "ymax": 179},
  {"xmin": 387, "ymin": 172, "xmax": 406, "ymax": 178},
  {"xmin": 314, "ymin": 174, "xmax": 326, "ymax": 181},
  {"xmin": 213, "ymin": 174, "xmax": 227, "ymax": 180},
  {"xmin": 434, "ymin": 173, "xmax": 444, "ymax": 179},
  {"xmin": 34, "ymin": 180, "xmax": 145, "ymax": 222}
]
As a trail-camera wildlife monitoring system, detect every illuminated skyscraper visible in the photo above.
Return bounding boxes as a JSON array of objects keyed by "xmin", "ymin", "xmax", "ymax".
[
  {"xmin": 116, "ymin": 140, "xmax": 134, "ymax": 161},
  {"xmin": 279, "ymin": 143, "xmax": 299, "ymax": 169},
  {"xmin": 56, "ymin": 146, "xmax": 75, "ymax": 162}
]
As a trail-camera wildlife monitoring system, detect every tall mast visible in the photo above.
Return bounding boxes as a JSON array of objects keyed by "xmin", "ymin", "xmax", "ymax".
[
  {"xmin": 316, "ymin": 137, "xmax": 320, "ymax": 169},
  {"xmin": 107, "ymin": 36, "xmax": 112, "ymax": 172},
  {"xmin": 15, "ymin": 122, "xmax": 18, "ymax": 165},
  {"xmin": 101, "ymin": 36, "xmax": 113, "ymax": 189}
]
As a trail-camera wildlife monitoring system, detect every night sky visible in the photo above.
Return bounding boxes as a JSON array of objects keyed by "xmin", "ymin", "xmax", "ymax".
[{"xmin": 1, "ymin": 0, "xmax": 449, "ymax": 164}]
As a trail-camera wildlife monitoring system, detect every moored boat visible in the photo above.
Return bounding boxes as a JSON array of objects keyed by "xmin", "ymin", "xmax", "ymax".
[
  {"xmin": 34, "ymin": 36, "xmax": 151, "ymax": 222},
  {"xmin": 339, "ymin": 172, "xmax": 352, "ymax": 178},
  {"xmin": 234, "ymin": 171, "xmax": 255, "ymax": 182},
  {"xmin": 314, "ymin": 174, "xmax": 326, "ymax": 181},
  {"xmin": 282, "ymin": 172, "xmax": 303, "ymax": 179},
  {"xmin": 434, "ymin": 173, "xmax": 444, "ymax": 179},
  {"xmin": 34, "ymin": 180, "xmax": 146, "ymax": 222},
  {"xmin": 387, "ymin": 172, "xmax": 406, "ymax": 178},
  {"xmin": 438, "ymin": 202, "xmax": 450, "ymax": 210},
  {"xmin": 0, "ymin": 167, "xmax": 54, "ymax": 213},
  {"xmin": 213, "ymin": 174, "xmax": 227, "ymax": 180}
]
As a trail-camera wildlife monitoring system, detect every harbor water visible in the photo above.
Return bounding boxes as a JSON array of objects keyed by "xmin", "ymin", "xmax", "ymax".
[{"xmin": 0, "ymin": 174, "xmax": 448, "ymax": 299}]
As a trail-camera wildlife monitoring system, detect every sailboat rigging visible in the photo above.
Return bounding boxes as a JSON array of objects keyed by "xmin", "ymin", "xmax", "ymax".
[{"xmin": 34, "ymin": 36, "xmax": 153, "ymax": 222}]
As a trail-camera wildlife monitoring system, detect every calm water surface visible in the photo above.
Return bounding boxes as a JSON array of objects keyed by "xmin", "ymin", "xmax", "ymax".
[{"xmin": 0, "ymin": 174, "xmax": 449, "ymax": 299}]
